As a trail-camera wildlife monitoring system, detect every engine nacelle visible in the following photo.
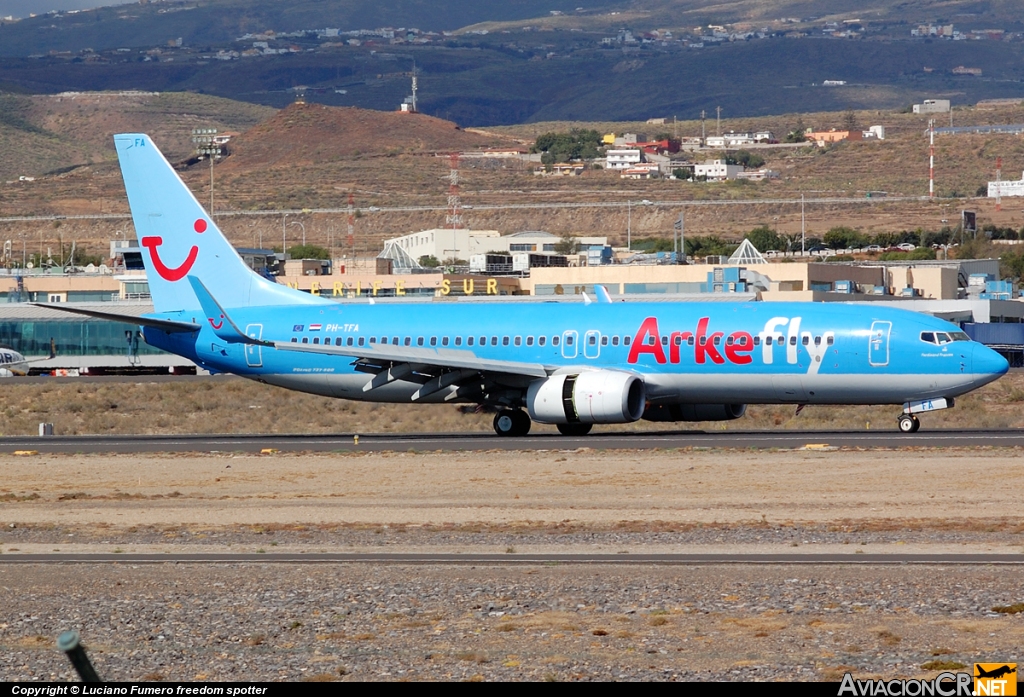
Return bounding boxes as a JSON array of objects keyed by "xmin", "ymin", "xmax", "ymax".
[
  {"xmin": 527, "ymin": 371, "xmax": 646, "ymax": 424},
  {"xmin": 642, "ymin": 403, "xmax": 747, "ymax": 422}
]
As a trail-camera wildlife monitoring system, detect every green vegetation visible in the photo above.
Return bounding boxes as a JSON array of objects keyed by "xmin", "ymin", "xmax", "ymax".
[
  {"xmin": 419, "ymin": 255, "xmax": 441, "ymax": 268},
  {"xmin": 823, "ymin": 226, "xmax": 869, "ymax": 250},
  {"xmin": 287, "ymin": 244, "xmax": 330, "ymax": 260},
  {"xmin": 727, "ymin": 150, "xmax": 765, "ymax": 169},
  {"xmin": 531, "ymin": 129, "xmax": 603, "ymax": 165},
  {"xmin": 685, "ymin": 236, "xmax": 737, "ymax": 258},
  {"xmin": 744, "ymin": 225, "xmax": 785, "ymax": 252}
]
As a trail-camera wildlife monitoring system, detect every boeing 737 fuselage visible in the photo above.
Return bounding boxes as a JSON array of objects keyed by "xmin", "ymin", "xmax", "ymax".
[{"xmin": 38, "ymin": 134, "xmax": 1010, "ymax": 436}]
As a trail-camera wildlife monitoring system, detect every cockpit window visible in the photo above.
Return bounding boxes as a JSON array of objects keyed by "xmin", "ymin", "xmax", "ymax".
[{"xmin": 921, "ymin": 330, "xmax": 970, "ymax": 345}]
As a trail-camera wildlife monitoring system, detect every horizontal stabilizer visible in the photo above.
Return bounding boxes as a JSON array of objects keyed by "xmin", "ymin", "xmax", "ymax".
[{"xmin": 31, "ymin": 304, "xmax": 200, "ymax": 333}]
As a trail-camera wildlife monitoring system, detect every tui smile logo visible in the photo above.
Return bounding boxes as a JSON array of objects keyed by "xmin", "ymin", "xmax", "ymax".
[
  {"xmin": 209, "ymin": 314, "xmax": 224, "ymax": 330},
  {"xmin": 141, "ymin": 218, "xmax": 206, "ymax": 281}
]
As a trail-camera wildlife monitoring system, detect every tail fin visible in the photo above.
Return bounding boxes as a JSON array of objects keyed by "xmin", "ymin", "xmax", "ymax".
[{"xmin": 114, "ymin": 133, "xmax": 325, "ymax": 312}]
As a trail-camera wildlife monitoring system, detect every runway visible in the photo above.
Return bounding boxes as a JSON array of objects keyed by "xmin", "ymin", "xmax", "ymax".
[
  {"xmin": 1, "ymin": 553, "xmax": 1022, "ymax": 565},
  {"xmin": 2, "ymin": 428, "xmax": 1024, "ymax": 453}
]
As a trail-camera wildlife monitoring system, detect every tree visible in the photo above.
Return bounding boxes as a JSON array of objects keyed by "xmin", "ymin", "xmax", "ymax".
[
  {"xmin": 531, "ymin": 128, "xmax": 604, "ymax": 163},
  {"xmin": 843, "ymin": 109, "xmax": 857, "ymax": 131},
  {"xmin": 287, "ymin": 244, "xmax": 330, "ymax": 260},
  {"xmin": 823, "ymin": 226, "xmax": 868, "ymax": 250},
  {"xmin": 729, "ymin": 150, "xmax": 765, "ymax": 169},
  {"xmin": 784, "ymin": 117, "xmax": 807, "ymax": 143},
  {"xmin": 553, "ymin": 233, "xmax": 579, "ymax": 255},
  {"xmin": 745, "ymin": 225, "xmax": 785, "ymax": 252},
  {"xmin": 419, "ymin": 254, "xmax": 441, "ymax": 268}
]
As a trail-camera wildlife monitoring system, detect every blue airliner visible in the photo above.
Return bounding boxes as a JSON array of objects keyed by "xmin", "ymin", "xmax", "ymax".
[{"xmin": 42, "ymin": 134, "xmax": 1009, "ymax": 436}]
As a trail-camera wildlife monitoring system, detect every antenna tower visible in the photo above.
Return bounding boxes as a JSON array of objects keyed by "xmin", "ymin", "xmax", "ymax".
[
  {"xmin": 347, "ymin": 192, "xmax": 355, "ymax": 250},
  {"xmin": 411, "ymin": 64, "xmax": 418, "ymax": 113},
  {"xmin": 446, "ymin": 153, "xmax": 463, "ymax": 230}
]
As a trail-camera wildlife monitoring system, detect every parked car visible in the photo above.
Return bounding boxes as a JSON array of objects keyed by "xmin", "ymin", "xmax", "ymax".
[
  {"xmin": 896, "ymin": 243, "xmax": 916, "ymax": 251},
  {"xmin": 865, "ymin": 245, "xmax": 882, "ymax": 252}
]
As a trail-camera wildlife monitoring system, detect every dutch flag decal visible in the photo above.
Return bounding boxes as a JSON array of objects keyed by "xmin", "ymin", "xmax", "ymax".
[{"xmin": 309, "ymin": 324, "xmax": 322, "ymax": 331}]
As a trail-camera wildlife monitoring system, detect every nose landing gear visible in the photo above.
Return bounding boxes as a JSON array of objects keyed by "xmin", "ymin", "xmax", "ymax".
[{"xmin": 897, "ymin": 413, "xmax": 920, "ymax": 434}]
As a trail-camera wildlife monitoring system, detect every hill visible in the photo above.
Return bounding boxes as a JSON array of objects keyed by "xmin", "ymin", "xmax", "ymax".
[
  {"xmin": 223, "ymin": 102, "xmax": 514, "ymax": 171},
  {"xmin": 0, "ymin": 91, "xmax": 274, "ymax": 180}
]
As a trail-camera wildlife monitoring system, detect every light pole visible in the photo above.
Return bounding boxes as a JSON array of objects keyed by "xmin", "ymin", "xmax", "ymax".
[
  {"xmin": 289, "ymin": 221, "xmax": 305, "ymax": 250},
  {"xmin": 627, "ymin": 200, "xmax": 631, "ymax": 250},
  {"xmin": 191, "ymin": 128, "xmax": 221, "ymax": 216}
]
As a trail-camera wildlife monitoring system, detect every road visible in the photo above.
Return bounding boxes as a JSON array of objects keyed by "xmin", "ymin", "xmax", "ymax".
[{"xmin": 2, "ymin": 428, "xmax": 1024, "ymax": 453}]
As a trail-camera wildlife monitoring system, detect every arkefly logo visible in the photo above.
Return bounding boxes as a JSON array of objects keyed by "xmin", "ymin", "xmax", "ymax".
[
  {"xmin": 141, "ymin": 218, "xmax": 206, "ymax": 282},
  {"xmin": 974, "ymin": 664, "xmax": 1017, "ymax": 696}
]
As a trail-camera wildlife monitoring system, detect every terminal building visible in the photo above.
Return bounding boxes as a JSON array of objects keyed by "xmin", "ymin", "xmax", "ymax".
[{"xmin": 4, "ymin": 231, "xmax": 1024, "ymax": 372}]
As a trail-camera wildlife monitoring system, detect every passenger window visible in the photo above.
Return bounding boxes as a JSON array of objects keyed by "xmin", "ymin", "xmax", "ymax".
[
  {"xmin": 646, "ymin": 336, "xmax": 655, "ymax": 346},
  {"xmin": 302, "ymin": 337, "xmax": 309, "ymax": 344},
  {"xmin": 417, "ymin": 337, "xmax": 424, "ymax": 346},
  {"xmin": 526, "ymin": 336, "xmax": 534, "ymax": 346},
  {"xmin": 601, "ymin": 336, "xmax": 608, "ymax": 346},
  {"xmin": 789, "ymin": 336, "xmax": 797, "ymax": 346},
  {"xmin": 538, "ymin": 336, "xmax": 546, "ymax": 346},
  {"xmin": 814, "ymin": 336, "xmax": 821, "ymax": 346},
  {"xmin": 827, "ymin": 336, "xmax": 835, "ymax": 345},
  {"xmin": 480, "ymin": 337, "xmax": 486, "ymax": 345},
  {"xmin": 687, "ymin": 337, "xmax": 694, "ymax": 346},
  {"xmin": 404, "ymin": 337, "xmax": 411, "ymax": 346},
  {"xmin": 753, "ymin": 336, "xmax": 761, "ymax": 346},
  {"xmin": 368, "ymin": 337, "xmax": 375, "ymax": 344},
  {"xmin": 455, "ymin": 337, "xmax": 462, "ymax": 346},
  {"xmin": 392, "ymin": 337, "xmax": 398, "ymax": 345},
  {"xmin": 514, "ymin": 336, "xmax": 521, "ymax": 346},
  {"xmin": 358, "ymin": 337, "xmax": 365, "ymax": 347},
  {"xmin": 713, "ymin": 336, "xmax": 721, "ymax": 346},
  {"xmin": 726, "ymin": 336, "xmax": 733, "ymax": 346},
  {"xmin": 467, "ymin": 336, "xmax": 474, "ymax": 346},
  {"xmin": 491, "ymin": 336, "xmax": 498, "ymax": 346},
  {"xmin": 765, "ymin": 336, "xmax": 773, "ymax": 346},
  {"xmin": 335, "ymin": 338, "xmax": 343, "ymax": 346},
  {"xmin": 623, "ymin": 336, "xmax": 630, "ymax": 346},
  {"xmin": 291, "ymin": 338, "xmax": 297, "ymax": 343},
  {"xmin": 553, "ymin": 336, "xmax": 560, "ymax": 346},
  {"xmin": 801, "ymin": 336, "xmax": 809, "ymax": 346},
  {"xmin": 430, "ymin": 337, "xmax": 437, "ymax": 346},
  {"xmin": 566, "ymin": 336, "xmax": 574, "ymax": 346},
  {"xmin": 502, "ymin": 336, "xmax": 510, "ymax": 346},
  {"xmin": 442, "ymin": 337, "xmax": 449, "ymax": 347},
  {"xmin": 660, "ymin": 336, "xmax": 667, "ymax": 346},
  {"xmin": 313, "ymin": 337, "xmax": 320, "ymax": 344},
  {"xmin": 612, "ymin": 336, "xmax": 619, "ymax": 346},
  {"xmin": 346, "ymin": 337, "xmax": 354, "ymax": 346}
]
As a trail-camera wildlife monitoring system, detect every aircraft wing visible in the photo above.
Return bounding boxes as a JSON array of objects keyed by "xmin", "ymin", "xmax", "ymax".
[{"xmin": 273, "ymin": 341, "xmax": 551, "ymax": 378}]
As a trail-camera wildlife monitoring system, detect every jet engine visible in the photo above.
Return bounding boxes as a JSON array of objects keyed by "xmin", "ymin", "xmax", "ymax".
[
  {"xmin": 642, "ymin": 403, "xmax": 747, "ymax": 422},
  {"xmin": 526, "ymin": 371, "xmax": 646, "ymax": 425}
]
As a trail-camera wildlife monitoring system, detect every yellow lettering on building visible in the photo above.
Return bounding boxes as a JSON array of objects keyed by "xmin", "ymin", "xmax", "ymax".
[
  {"xmin": 333, "ymin": 282, "xmax": 344, "ymax": 297},
  {"xmin": 372, "ymin": 280, "xmax": 382, "ymax": 296},
  {"xmin": 462, "ymin": 278, "xmax": 474, "ymax": 295},
  {"xmin": 356, "ymin": 281, "xmax": 362, "ymax": 296},
  {"xmin": 441, "ymin": 279, "xmax": 451, "ymax": 295},
  {"xmin": 287, "ymin": 281, "xmax": 299, "ymax": 290},
  {"xmin": 395, "ymin": 280, "xmax": 405, "ymax": 296},
  {"xmin": 310, "ymin": 281, "xmax": 320, "ymax": 296},
  {"xmin": 486, "ymin": 278, "xmax": 498, "ymax": 295}
]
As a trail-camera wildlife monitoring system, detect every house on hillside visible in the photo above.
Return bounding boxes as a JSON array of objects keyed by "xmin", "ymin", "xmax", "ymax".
[
  {"xmin": 606, "ymin": 149, "xmax": 642, "ymax": 171},
  {"xmin": 806, "ymin": 129, "xmax": 863, "ymax": 146},
  {"xmin": 695, "ymin": 159, "xmax": 743, "ymax": 181}
]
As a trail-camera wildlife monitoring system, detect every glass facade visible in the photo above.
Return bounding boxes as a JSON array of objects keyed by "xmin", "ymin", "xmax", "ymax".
[{"xmin": 0, "ymin": 320, "xmax": 166, "ymax": 357}]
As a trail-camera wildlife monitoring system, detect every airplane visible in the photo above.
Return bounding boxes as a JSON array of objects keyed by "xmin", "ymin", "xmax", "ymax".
[
  {"xmin": 37, "ymin": 133, "xmax": 1009, "ymax": 436},
  {"xmin": 0, "ymin": 341, "xmax": 56, "ymax": 377},
  {"xmin": 975, "ymin": 665, "xmax": 1016, "ymax": 680}
]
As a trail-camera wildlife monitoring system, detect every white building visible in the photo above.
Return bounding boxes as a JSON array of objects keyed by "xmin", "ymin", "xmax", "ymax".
[
  {"xmin": 863, "ymin": 125, "xmax": 886, "ymax": 140},
  {"xmin": 694, "ymin": 159, "xmax": 744, "ymax": 181},
  {"xmin": 383, "ymin": 229, "xmax": 608, "ymax": 262},
  {"xmin": 605, "ymin": 149, "xmax": 642, "ymax": 170},
  {"xmin": 705, "ymin": 131, "xmax": 776, "ymax": 147},
  {"xmin": 989, "ymin": 173, "xmax": 1024, "ymax": 198},
  {"xmin": 913, "ymin": 99, "xmax": 950, "ymax": 114}
]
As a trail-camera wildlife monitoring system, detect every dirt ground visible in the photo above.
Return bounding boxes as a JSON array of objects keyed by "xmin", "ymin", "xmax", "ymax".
[{"xmin": 2, "ymin": 448, "xmax": 1024, "ymax": 554}]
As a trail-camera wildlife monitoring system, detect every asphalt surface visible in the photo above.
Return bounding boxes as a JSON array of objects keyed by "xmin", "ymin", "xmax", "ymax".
[
  {"xmin": 3, "ymin": 429, "xmax": 1024, "ymax": 453},
  {"xmin": 1, "ymin": 553, "xmax": 1022, "ymax": 565}
]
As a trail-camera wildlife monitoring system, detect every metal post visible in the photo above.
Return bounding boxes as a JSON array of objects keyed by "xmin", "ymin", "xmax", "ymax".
[
  {"xmin": 57, "ymin": 631, "xmax": 101, "ymax": 682},
  {"xmin": 191, "ymin": 128, "xmax": 221, "ymax": 217},
  {"xmin": 627, "ymin": 200, "xmax": 631, "ymax": 250},
  {"xmin": 800, "ymin": 194, "xmax": 806, "ymax": 255}
]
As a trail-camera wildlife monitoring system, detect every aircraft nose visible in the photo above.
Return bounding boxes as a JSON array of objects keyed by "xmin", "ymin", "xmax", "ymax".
[{"xmin": 972, "ymin": 342, "xmax": 1009, "ymax": 379}]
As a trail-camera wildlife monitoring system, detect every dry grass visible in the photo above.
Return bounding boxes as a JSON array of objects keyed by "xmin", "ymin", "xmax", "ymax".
[{"xmin": 3, "ymin": 369, "xmax": 1024, "ymax": 437}]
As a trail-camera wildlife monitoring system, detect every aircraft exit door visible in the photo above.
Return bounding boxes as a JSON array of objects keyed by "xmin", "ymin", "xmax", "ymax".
[{"xmin": 868, "ymin": 320, "xmax": 891, "ymax": 367}]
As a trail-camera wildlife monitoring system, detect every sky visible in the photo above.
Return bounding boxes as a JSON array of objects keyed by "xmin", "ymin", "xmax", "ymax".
[{"xmin": 0, "ymin": 0, "xmax": 134, "ymax": 19}]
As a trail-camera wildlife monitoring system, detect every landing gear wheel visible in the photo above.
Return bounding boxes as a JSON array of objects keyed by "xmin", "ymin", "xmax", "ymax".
[
  {"xmin": 897, "ymin": 414, "xmax": 920, "ymax": 434},
  {"xmin": 556, "ymin": 422, "xmax": 593, "ymax": 437},
  {"xmin": 493, "ymin": 409, "xmax": 531, "ymax": 437}
]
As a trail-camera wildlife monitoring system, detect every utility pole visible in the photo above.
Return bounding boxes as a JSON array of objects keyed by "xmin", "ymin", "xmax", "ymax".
[
  {"xmin": 700, "ymin": 110, "xmax": 706, "ymax": 146},
  {"xmin": 627, "ymin": 200, "xmax": 631, "ymax": 251},
  {"xmin": 716, "ymin": 106, "xmax": 721, "ymax": 136},
  {"xmin": 801, "ymin": 194, "xmax": 806, "ymax": 255},
  {"xmin": 928, "ymin": 120, "xmax": 935, "ymax": 199}
]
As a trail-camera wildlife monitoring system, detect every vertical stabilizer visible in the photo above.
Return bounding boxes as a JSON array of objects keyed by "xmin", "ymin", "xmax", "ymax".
[{"xmin": 114, "ymin": 133, "xmax": 326, "ymax": 312}]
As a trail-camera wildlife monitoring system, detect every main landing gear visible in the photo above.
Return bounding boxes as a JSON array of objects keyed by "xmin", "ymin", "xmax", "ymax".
[
  {"xmin": 491, "ymin": 410, "xmax": 595, "ymax": 437},
  {"xmin": 493, "ymin": 409, "xmax": 531, "ymax": 437},
  {"xmin": 897, "ymin": 413, "xmax": 920, "ymax": 434}
]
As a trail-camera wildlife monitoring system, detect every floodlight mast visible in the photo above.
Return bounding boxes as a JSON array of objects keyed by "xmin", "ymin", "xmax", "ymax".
[{"xmin": 191, "ymin": 128, "xmax": 222, "ymax": 216}]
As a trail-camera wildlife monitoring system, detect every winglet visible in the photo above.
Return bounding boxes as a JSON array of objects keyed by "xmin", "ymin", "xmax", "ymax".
[
  {"xmin": 582, "ymin": 291, "xmax": 592, "ymax": 305},
  {"xmin": 187, "ymin": 276, "xmax": 265, "ymax": 345},
  {"xmin": 595, "ymin": 285, "xmax": 613, "ymax": 304}
]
